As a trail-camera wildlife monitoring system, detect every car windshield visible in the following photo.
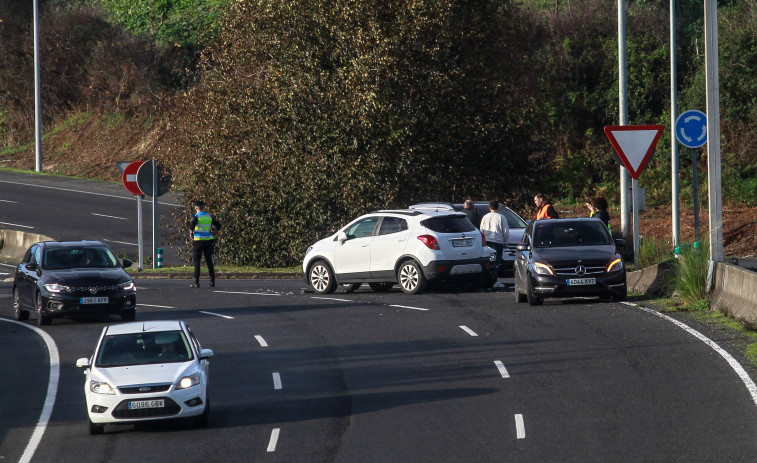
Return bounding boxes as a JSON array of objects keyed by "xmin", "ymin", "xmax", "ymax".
[
  {"xmin": 421, "ymin": 216, "xmax": 476, "ymax": 233},
  {"xmin": 43, "ymin": 246, "xmax": 119, "ymax": 269},
  {"xmin": 533, "ymin": 221, "xmax": 612, "ymax": 248},
  {"xmin": 95, "ymin": 330, "xmax": 194, "ymax": 367}
]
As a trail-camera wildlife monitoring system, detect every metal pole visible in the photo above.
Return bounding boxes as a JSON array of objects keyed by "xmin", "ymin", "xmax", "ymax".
[
  {"xmin": 137, "ymin": 195, "xmax": 144, "ymax": 271},
  {"xmin": 691, "ymin": 148, "xmax": 700, "ymax": 242},
  {"xmin": 33, "ymin": 0, "xmax": 43, "ymax": 172},
  {"xmin": 632, "ymin": 178, "xmax": 640, "ymax": 270},
  {"xmin": 152, "ymin": 160, "xmax": 158, "ymax": 269},
  {"xmin": 670, "ymin": 0, "xmax": 681, "ymax": 247},
  {"xmin": 618, "ymin": 0, "xmax": 631, "ymax": 242},
  {"xmin": 704, "ymin": 0, "xmax": 723, "ymax": 261}
]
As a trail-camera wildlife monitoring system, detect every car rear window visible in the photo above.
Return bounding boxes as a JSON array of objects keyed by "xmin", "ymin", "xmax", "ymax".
[{"xmin": 421, "ymin": 216, "xmax": 476, "ymax": 233}]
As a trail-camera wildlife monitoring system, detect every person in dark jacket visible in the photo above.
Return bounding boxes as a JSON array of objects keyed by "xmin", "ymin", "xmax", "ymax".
[
  {"xmin": 585, "ymin": 197, "xmax": 610, "ymax": 228},
  {"xmin": 462, "ymin": 199, "xmax": 482, "ymax": 228},
  {"xmin": 188, "ymin": 200, "xmax": 222, "ymax": 288}
]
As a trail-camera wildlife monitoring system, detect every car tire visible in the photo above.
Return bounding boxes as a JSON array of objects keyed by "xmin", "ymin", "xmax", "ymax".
[
  {"xmin": 196, "ymin": 396, "xmax": 210, "ymax": 427},
  {"xmin": 309, "ymin": 261, "xmax": 337, "ymax": 294},
  {"xmin": 89, "ymin": 418, "xmax": 104, "ymax": 435},
  {"xmin": 514, "ymin": 279, "xmax": 527, "ymax": 303},
  {"xmin": 368, "ymin": 282, "xmax": 393, "ymax": 292},
  {"xmin": 35, "ymin": 292, "xmax": 50, "ymax": 326},
  {"xmin": 612, "ymin": 290, "xmax": 627, "ymax": 302},
  {"xmin": 121, "ymin": 308, "xmax": 136, "ymax": 321},
  {"xmin": 13, "ymin": 288, "xmax": 29, "ymax": 321},
  {"xmin": 398, "ymin": 261, "xmax": 427, "ymax": 295},
  {"xmin": 342, "ymin": 283, "xmax": 362, "ymax": 293},
  {"xmin": 526, "ymin": 276, "xmax": 543, "ymax": 306}
]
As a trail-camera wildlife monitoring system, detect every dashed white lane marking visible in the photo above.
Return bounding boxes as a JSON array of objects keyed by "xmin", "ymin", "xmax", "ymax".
[
  {"xmin": 272, "ymin": 372, "xmax": 282, "ymax": 390},
  {"xmin": 515, "ymin": 414, "xmax": 526, "ymax": 439},
  {"xmin": 199, "ymin": 311, "xmax": 234, "ymax": 320},
  {"xmin": 214, "ymin": 290, "xmax": 281, "ymax": 296},
  {"xmin": 92, "ymin": 213, "xmax": 127, "ymax": 220},
  {"xmin": 267, "ymin": 428, "xmax": 280, "ymax": 452},
  {"xmin": 0, "ymin": 221, "xmax": 33, "ymax": 229},
  {"xmin": 494, "ymin": 360, "xmax": 510, "ymax": 378},
  {"xmin": 103, "ymin": 239, "xmax": 138, "ymax": 246},
  {"xmin": 389, "ymin": 304, "xmax": 429, "ymax": 311},
  {"xmin": 624, "ymin": 302, "xmax": 757, "ymax": 408},
  {"xmin": 0, "ymin": 199, "xmax": 17, "ymax": 203},
  {"xmin": 459, "ymin": 325, "xmax": 478, "ymax": 337},
  {"xmin": 0, "ymin": 319, "xmax": 60, "ymax": 463},
  {"xmin": 311, "ymin": 296, "xmax": 352, "ymax": 302},
  {"xmin": 139, "ymin": 304, "xmax": 174, "ymax": 309},
  {"xmin": 255, "ymin": 335, "xmax": 268, "ymax": 347}
]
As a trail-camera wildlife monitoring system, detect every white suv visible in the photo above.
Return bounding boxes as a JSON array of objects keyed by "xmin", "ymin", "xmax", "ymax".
[{"xmin": 303, "ymin": 210, "xmax": 497, "ymax": 294}]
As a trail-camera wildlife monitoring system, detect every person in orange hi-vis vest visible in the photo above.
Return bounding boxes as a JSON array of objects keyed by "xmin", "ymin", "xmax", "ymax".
[{"xmin": 534, "ymin": 193, "xmax": 559, "ymax": 220}]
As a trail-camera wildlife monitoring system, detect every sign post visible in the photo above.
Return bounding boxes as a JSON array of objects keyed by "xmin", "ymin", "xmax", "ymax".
[
  {"xmin": 675, "ymin": 109, "xmax": 707, "ymax": 245},
  {"xmin": 119, "ymin": 161, "xmax": 146, "ymax": 270},
  {"xmin": 604, "ymin": 125, "xmax": 665, "ymax": 270},
  {"xmin": 136, "ymin": 160, "xmax": 170, "ymax": 269}
]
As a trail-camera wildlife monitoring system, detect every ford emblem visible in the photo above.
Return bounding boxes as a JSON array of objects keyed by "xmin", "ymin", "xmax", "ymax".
[
  {"xmin": 89, "ymin": 287, "xmax": 98, "ymax": 295},
  {"xmin": 139, "ymin": 386, "xmax": 151, "ymax": 392}
]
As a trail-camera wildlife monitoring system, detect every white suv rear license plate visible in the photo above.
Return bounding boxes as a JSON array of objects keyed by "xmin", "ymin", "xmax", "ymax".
[
  {"xmin": 452, "ymin": 239, "xmax": 473, "ymax": 247},
  {"xmin": 449, "ymin": 264, "xmax": 482, "ymax": 275},
  {"xmin": 567, "ymin": 278, "xmax": 596, "ymax": 286},
  {"xmin": 80, "ymin": 297, "xmax": 109, "ymax": 304},
  {"xmin": 128, "ymin": 399, "xmax": 165, "ymax": 410}
]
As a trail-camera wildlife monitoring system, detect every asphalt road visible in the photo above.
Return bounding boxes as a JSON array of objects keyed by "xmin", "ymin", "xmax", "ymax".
[
  {"xmin": 0, "ymin": 170, "xmax": 185, "ymax": 267},
  {"xmin": 2, "ymin": 278, "xmax": 757, "ymax": 462}
]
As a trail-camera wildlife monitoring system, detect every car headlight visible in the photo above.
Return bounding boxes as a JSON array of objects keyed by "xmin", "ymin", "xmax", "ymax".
[
  {"xmin": 176, "ymin": 373, "xmax": 200, "ymax": 390},
  {"xmin": 118, "ymin": 280, "xmax": 136, "ymax": 291},
  {"xmin": 533, "ymin": 262, "xmax": 555, "ymax": 276},
  {"xmin": 43, "ymin": 283, "xmax": 70, "ymax": 293},
  {"xmin": 90, "ymin": 380, "xmax": 115, "ymax": 395},
  {"xmin": 606, "ymin": 258, "xmax": 624, "ymax": 272}
]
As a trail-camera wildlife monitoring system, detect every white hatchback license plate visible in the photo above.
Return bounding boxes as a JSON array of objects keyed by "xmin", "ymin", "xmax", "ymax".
[
  {"xmin": 567, "ymin": 278, "xmax": 596, "ymax": 286},
  {"xmin": 452, "ymin": 239, "xmax": 473, "ymax": 247},
  {"xmin": 80, "ymin": 297, "xmax": 109, "ymax": 304},
  {"xmin": 128, "ymin": 399, "xmax": 165, "ymax": 410}
]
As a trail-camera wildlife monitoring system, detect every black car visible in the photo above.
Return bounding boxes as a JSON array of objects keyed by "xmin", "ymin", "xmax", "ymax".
[
  {"xmin": 12, "ymin": 240, "xmax": 137, "ymax": 325},
  {"xmin": 513, "ymin": 218, "xmax": 627, "ymax": 305}
]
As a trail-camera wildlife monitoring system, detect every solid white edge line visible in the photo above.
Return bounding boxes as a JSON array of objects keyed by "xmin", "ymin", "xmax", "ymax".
[
  {"xmin": 515, "ymin": 414, "xmax": 526, "ymax": 439},
  {"xmin": 255, "ymin": 335, "xmax": 269, "ymax": 347},
  {"xmin": 213, "ymin": 290, "xmax": 282, "ymax": 296},
  {"xmin": 0, "ymin": 221, "xmax": 34, "ymax": 229},
  {"xmin": 139, "ymin": 304, "xmax": 174, "ymax": 309},
  {"xmin": 272, "ymin": 372, "xmax": 282, "ymax": 390},
  {"xmin": 103, "ymin": 239, "xmax": 138, "ymax": 246},
  {"xmin": 460, "ymin": 325, "xmax": 478, "ymax": 337},
  {"xmin": 267, "ymin": 428, "xmax": 281, "ymax": 452},
  {"xmin": 389, "ymin": 304, "xmax": 429, "ymax": 311},
  {"xmin": 494, "ymin": 360, "xmax": 510, "ymax": 378},
  {"xmin": 311, "ymin": 296, "xmax": 352, "ymax": 302},
  {"xmin": 199, "ymin": 310, "xmax": 234, "ymax": 320},
  {"xmin": 623, "ymin": 301, "xmax": 757, "ymax": 408},
  {"xmin": 0, "ymin": 319, "xmax": 60, "ymax": 463}
]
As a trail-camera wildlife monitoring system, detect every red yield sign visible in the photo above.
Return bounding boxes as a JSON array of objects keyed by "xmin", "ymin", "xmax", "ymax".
[
  {"xmin": 604, "ymin": 125, "xmax": 664, "ymax": 179},
  {"xmin": 121, "ymin": 161, "xmax": 145, "ymax": 195}
]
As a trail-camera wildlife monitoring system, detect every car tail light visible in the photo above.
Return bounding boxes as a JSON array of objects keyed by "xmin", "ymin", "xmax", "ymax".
[
  {"xmin": 480, "ymin": 231, "xmax": 486, "ymax": 247},
  {"xmin": 418, "ymin": 235, "xmax": 440, "ymax": 250}
]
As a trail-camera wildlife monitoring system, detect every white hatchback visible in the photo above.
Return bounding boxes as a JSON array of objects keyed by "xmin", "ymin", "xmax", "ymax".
[
  {"xmin": 76, "ymin": 320, "xmax": 213, "ymax": 434},
  {"xmin": 303, "ymin": 209, "xmax": 497, "ymax": 294}
]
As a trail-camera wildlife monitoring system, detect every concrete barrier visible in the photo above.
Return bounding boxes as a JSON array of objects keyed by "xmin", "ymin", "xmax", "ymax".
[
  {"xmin": 626, "ymin": 260, "xmax": 676, "ymax": 296},
  {"xmin": 710, "ymin": 262, "xmax": 757, "ymax": 328},
  {"xmin": 0, "ymin": 230, "xmax": 55, "ymax": 261}
]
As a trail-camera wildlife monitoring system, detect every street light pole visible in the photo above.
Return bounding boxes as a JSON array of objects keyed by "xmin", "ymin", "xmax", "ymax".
[
  {"xmin": 704, "ymin": 0, "xmax": 723, "ymax": 262},
  {"xmin": 33, "ymin": 0, "xmax": 43, "ymax": 172},
  {"xmin": 618, "ymin": 0, "xmax": 631, "ymax": 243}
]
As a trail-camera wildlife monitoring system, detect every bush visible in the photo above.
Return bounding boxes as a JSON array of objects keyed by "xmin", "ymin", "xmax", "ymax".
[
  {"xmin": 638, "ymin": 235, "xmax": 673, "ymax": 269},
  {"xmin": 675, "ymin": 241, "xmax": 710, "ymax": 307}
]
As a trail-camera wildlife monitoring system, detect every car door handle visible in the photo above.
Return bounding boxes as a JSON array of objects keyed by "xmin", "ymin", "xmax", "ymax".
[
  {"xmin": 361, "ymin": 244, "xmax": 370, "ymax": 247},
  {"xmin": 397, "ymin": 239, "xmax": 406, "ymax": 242}
]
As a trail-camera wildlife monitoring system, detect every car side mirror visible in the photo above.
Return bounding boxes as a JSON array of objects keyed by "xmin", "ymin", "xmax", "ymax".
[
  {"xmin": 516, "ymin": 243, "xmax": 531, "ymax": 252},
  {"xmin": 122, "ymin": 259, "xmax": 133, "ymax": 268},
  {"xmin": 199, "ymin": 348, "xmax": 214, "ymax": 360},
  {"xmin": 337, "ymin": 232, "xmax": 348, "ymax": 244},
  {"xmin": 24, "ymin": 262, "xmax": 38, "ymax": 271},
  {"xmin": 614, "ymin": 238, "xmax": 627, "ymax": 247},
  {"xmin": 76, "ymin": 358, "xmax": 91, "ymax": 368}
]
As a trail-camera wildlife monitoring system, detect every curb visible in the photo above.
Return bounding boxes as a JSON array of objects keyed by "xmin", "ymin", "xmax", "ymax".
[{"xmin": 130, "ymin": 272, "xmax": 302, "ymax": 280}]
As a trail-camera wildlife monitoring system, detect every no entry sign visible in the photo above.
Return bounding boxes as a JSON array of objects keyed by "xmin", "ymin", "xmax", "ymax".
[{"xmin": 121, "ymin": 161, "xmax": 145, "ymax": 195}]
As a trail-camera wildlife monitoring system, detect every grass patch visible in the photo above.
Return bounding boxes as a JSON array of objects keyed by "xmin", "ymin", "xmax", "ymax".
[{"xmin": 689, "ymin": 309, "xmax": 757, "ymax": 368}]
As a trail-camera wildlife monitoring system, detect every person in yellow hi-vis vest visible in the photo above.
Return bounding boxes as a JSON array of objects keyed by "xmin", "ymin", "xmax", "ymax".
[{"xmin": 189, "ymin": 200, "xmax": 222, "ymax": 288}]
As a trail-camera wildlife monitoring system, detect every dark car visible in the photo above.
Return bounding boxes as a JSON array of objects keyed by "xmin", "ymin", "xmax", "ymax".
[
  {"xmin": 513, "ymin": 218, "xmax": 627, "ymax": 305},
  {"xmin": 12, "ymin": 240, "xmax": 137, "ymax": 325}
]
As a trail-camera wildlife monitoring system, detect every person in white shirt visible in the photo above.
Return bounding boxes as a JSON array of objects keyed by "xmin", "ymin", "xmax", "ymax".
[{"xmin": 479, "ymin": 200, "xmax": 509, "ymax": 286}]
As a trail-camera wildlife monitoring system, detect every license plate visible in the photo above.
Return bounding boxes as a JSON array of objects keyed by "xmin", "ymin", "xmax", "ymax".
[
  {"xmin": 452, "ymin": 238, "xmax": 473, "ymax": 247},
  {"xmin": 80, "ymin": 297, "xmax": 109, "ymax": 304},
  {"xmin": 128, "ymin": 399, "xmax": 165, "ymax": 410},
  {"xmin": 567, "ymin": 278, "xmax": 596, "ymax": 286}
]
